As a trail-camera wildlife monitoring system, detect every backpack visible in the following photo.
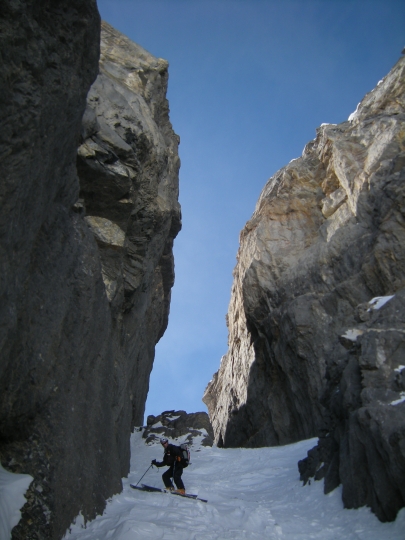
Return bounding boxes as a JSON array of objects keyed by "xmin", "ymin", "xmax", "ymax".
[{"xmin": 179, "ymin": 443, "xmax": 190, "ymax": 468}]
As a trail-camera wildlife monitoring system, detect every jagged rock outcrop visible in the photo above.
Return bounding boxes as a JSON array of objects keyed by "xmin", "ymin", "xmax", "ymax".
[
  {"xmin": 77, "ymin": 21, "xmax": 181, "ymax": 427},
  {"xmin": 142, "ymin": 410, "xmax": 214, "ymax": 447},
  {"xmin": 203, "ymin": 55, "xmax": 405, "ymax": 521},
  {"xmin": 0, "ymin": 6, "xmax": 180, "ymax": 539}
]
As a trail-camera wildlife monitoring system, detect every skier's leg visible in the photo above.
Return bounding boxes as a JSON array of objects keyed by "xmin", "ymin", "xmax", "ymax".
[
  {"xmin": 162, "ymin": 467, "xmax": 174, "ymax": 489},
  {"xmin": 173, "ymin": 464, "xmax": 185, "ymax": 490}
]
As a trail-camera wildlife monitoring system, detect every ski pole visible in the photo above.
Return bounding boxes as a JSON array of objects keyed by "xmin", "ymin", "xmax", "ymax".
[{"xmin": 135, "ymin": 464, "xmax": 153, "ymax": 487}]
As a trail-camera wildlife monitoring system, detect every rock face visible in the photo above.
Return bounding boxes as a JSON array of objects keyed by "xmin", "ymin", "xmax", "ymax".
[
  {"xmin": 143, "ymin": 410, "xmax": 214, "ymax": 447},
  {"xmin": 0, "ymin": 7, "xmax": 180, "ymax": 539},
  {"xmin": 77, "ymin": 21, "xmax": 181, "ymax": 427},
  {"xmin": 203, "ymin": 56, "xmax": 405, "ymax": 521}
]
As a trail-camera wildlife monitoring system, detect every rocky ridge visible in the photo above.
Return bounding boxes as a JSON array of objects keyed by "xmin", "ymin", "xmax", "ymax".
[
  {"xmin": 142, "ymin": 410, "xmax": 214, "ymax": 447},
  {"xmin": 0, "ymin": 6, "xmax": 180, "ymax": 539},
  {"xmin": 203, "ymin": 55, "xmax": 405, "ymax": 521}
]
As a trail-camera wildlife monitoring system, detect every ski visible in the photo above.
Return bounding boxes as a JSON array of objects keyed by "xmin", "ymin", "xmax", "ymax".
[
  {"xmin": 130, "ymin": 483, "xmax": 207, "ymax": 503},
  {"xmin": 169, "ymin": 490, "xmax": 208, "ymax": 503}
]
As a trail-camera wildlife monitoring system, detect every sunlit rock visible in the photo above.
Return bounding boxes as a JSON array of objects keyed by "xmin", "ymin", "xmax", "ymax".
[{"xmin": 204, "ymin": 55, "xmax": 405, "ymax": 521}]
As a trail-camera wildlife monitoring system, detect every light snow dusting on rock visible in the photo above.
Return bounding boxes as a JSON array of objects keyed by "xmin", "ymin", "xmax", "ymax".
[
  {"xmin": 0, "ymin": 464, "xmax": 33, "ymax": 540},
  {"xmin": 391, "ymin": 393, "xmax": 405, "ymax": 406},
  {"xmin": 150, "ymin": 421, "xmax": 164, "ymax": 428},
  {"xmin": 348, "ymin": 102, "xmax": 360, "ymax": 121},
  {"xmin": 368, "ymin": 295, "xmax": 395, "ymax": 311},
  {"xmin": 63, "ymin": 430, "xmax": 405, "ymax": 540},
  {"xmin": 341, "ymin": 328, "xmax": 364, "ymax": 342}
]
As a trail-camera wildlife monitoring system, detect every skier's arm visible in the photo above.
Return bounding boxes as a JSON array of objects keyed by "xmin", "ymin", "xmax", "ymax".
[{"xmin": 151, "ymin": 459, "xmax": 164, "ymax": 467}]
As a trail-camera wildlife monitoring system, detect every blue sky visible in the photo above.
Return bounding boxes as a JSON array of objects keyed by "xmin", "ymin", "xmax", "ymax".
[{"xmin": 96, "ymin": 0, "xmax": 405, "ymax": 421}]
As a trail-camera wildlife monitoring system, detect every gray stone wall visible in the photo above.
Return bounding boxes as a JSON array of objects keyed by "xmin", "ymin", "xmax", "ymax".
[
  {"xmin": 0, "ymin": 7, "xmax": 180, "ymax": 539},
  {"xmin": 204, "ymin": 55, "xmax": 405, "ymax": 521}
]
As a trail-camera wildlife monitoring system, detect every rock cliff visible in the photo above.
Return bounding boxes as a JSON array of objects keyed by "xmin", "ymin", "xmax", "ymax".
[
  {"xmin": 203, "ymin": 55, "xmax": 405, "ymax": 521},
  {"xmin": 77, "ymin": 21, "xmax": 181, "ymax": 428},
  {"xmin": 0, "ymin": 4, "xmax": 180, "ymax": 539}
]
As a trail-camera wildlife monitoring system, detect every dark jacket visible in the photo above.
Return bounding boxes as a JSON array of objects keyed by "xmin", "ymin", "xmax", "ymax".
[{"xmin": 155, "ymin": 444, "xmax": 183, "ymax": 468}]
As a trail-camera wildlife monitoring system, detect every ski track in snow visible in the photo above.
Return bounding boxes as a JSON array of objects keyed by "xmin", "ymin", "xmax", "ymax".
[{"xmin": 64, "ymin": 432, "xmax": 405, "ymax": 540}]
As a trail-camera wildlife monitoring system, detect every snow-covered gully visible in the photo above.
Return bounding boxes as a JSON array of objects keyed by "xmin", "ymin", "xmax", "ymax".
[{"xmin": 62, "ymin": 431, "xmax": 405, "ymax": 540}]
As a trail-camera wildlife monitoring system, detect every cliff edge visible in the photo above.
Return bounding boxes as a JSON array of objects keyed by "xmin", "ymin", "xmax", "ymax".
[{"xmin": 204, "ymin": 55, "xmax": 405, "ymax": 521}]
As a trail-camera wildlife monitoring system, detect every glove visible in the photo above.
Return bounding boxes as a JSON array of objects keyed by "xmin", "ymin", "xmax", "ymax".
[{"xmin": 151, "ymin": 459, "xmax": 157, "ymax": 466}]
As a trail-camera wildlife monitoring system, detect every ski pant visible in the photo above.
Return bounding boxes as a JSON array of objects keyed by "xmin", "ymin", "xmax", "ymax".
[{"xmin": 162, "ymin": 462, "xmax": 184, "ymax": 490}]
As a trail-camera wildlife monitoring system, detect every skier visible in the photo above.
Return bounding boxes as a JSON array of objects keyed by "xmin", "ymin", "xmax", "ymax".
[{"xmin": 152, "ymin": 437, "xmax": 186, "ymax": 494}]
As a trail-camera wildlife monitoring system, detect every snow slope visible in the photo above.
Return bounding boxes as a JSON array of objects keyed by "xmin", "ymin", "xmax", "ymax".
[
  {"xmin": 0, "ymin": 464, "xmax": 32, "ymax": 540},
  {"xmin": 64, "ymin": 431, "xmax": 405, "ymax": 540}
]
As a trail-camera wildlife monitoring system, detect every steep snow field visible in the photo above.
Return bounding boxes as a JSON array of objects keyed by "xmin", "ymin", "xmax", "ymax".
[
  {"xmin": 3, "ymin": 429, "xmax": 404, "ymax": 539},
  {"xmin": 62, "ymin": 431, "xmax": 405, "ymax": 540}
]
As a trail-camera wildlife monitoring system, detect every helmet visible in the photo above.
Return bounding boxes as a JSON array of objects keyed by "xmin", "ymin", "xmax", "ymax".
[{"xmin": 160, "ymin": 437, "xmax": 169, "ymax": 445}]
